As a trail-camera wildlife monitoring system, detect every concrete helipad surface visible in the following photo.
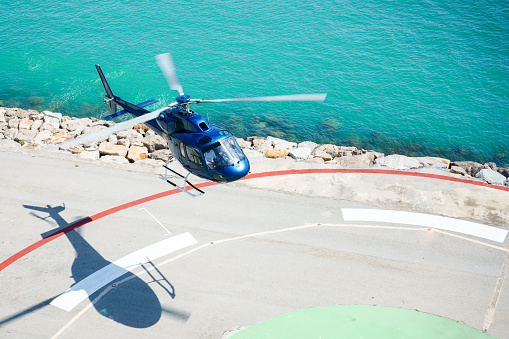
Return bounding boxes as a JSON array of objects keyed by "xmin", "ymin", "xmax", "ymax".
[{"xmin": 0, "ymin": 148, "xmax": 508, "ymax": 338}]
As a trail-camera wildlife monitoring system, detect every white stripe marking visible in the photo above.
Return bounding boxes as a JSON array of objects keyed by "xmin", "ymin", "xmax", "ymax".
[
  {"xmin": 50, "ymin": 232, "xmax": 197, "ymax": 312},
  {"xmin": 342, "ymin": 208, "xmax": 508, "ymax": 243},
  {"xmin": 139, "ymin": 207, "xmax": 171, "ymax": 235}
]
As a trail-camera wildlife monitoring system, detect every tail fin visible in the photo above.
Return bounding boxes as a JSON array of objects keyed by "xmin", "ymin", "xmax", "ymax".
[{"xmin": 95, "ymin": 65, "xmax": 117, "ymax": 115}]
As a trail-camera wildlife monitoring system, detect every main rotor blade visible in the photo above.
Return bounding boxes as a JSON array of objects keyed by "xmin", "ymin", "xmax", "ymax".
[
  {"xmin": 193, "ymin": 93, "xmax": 327, "ymax": 103},
  {"xmin": 155, "ymin": 53, "xmax": 184, "ymax": 96},
  {"xmin": 58, "ymin": 108, "xmax": 164, "ymax": 150}
]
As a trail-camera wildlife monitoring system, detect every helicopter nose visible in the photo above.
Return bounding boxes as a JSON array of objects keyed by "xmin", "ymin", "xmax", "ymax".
[{"xmin": 216, "ymin": 158, "xmax": 250, "ymax": 183}]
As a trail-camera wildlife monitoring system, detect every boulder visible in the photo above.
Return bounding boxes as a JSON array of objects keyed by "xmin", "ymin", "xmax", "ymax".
[
  {"xmin": 117, "ymin": 138, "xmax": 130, "ymax": 149},
  {"xmin": 336, "ymin": 153, "xmax": 376, "ymax": 168},
  {"xmin": 289, "ymin": 147, "xmax": 312, "ymax": 160},
  {"xmin": 98, "ymin": 142, "xmax": 128, "ymax": 157},
  {"xmin": 127, "ymin": 145, "xmax": 149, "ymax": 162},
  {"xmin": 133, "ymin": 124, "xmax": 149, "ymax": 136},
  {"xmin": 142, "ymin": 134, "xmax": 167, "ymax": 153},
  {"xmin": 267, "ymin": 136, "xmax": 297, "ymax": 150},
  {"xmin": 0, "ymin": 122, "xmax": 7, "ymax": 133},
  {"xmin": 312, "ymin": 144, "xmax": 339, "ymax": 158},
  {"xmin": 298, "ymin": 141, "xmax": 318, "ymax": 150},
  {"xmin": 43, "ymin": 130, "xmax": 73, "ymax": 144},
  {"xmin": 31, "ymin": 119, "xmax": 43, "ymax": 131},
  {"xmin": 15, "ymin": 129, "xmax": 37, "ymax": 143},
  {"xmin": 265, "ymin": 148, "xmax": 289, "ymax": 159},
  {"xmin": 252, "ymin": 138, "xmax": 272, "ymax": 153},
  {"xmin": 41, "ymin": 111, "xmax": 62, "ymax": 121},
  {"xmin": 0, "ymin": 139, "xmax": 22, "ymax": 149},
  {"xmin": 82, "ymin": 125, "xmax": 109, "ymax": 147},
  {"xmin": 235, "ymin": 137, "xmax": 251, "ymax": 149},
  {"xmin": 149, "ymin": 149, "xmax": 172, "ymax": 161},
  {"xmin": 79, "ymin": 150, "xmax": 100, "ymax": 160},
  {"xmin": 116, "ymin": 129, "xmax": 143, "ymax": 146},
  {"xmin": 68, "ymin": 144, "xmax": 84, "ymax": 154},
  {"xmin": 375, "ymin": 154, "xmax": 422, "ymax": 170},
  {"xmin": 415, "ymin": 156, "xmax": 451, "ymax": 168},
  {"xmin": 18, "ymin": 119, "xmax": 33, "ymax": 130},
  {"xmin": 100, "ymin": 155, "xmax": 129, "ymax": 164},
  {"xmin": 475, "ymin": 168, "xmax": 507, "ymax": 186},
  {"xmin": 4, "ymin": 128, "xmax": 18, "ymax": 140},
  {"xmin": 312, "ymin": 149, "xmax": 333, "ymax": 161},
  {"xmin": 61, "ymin": 118, "xmax": 92, "ymax": 133},
  {"xmin": 451, "ymin": 161, "xmax": 484, "ymax": 177},
  {"xmin": 42, "ymin": 116, "xmax": 60, "ymax": 131},
  {"xmin": 336, "ymin": 146, "xmax": 359, "ymax": 157},
  {"xmin": 8, "ymin": 118, "xmax": 19, "ymax": 129},
  {"xmin": 450, "ymin": 165, "xmax": 468, "ymax": 176},
  {"xmin": 431, "ymin": 162, "xmax": 448, "ymax": 171},
  {"xmin": 0, "ymin": 112, "xmax": 5, "ymax": 123},
  {"xmin": 34, "ymin": 130, "xmax": 53, "ymax": 144},
  {"xmin": 496, "ymin": 167, "xmax": 509, "ymax": 178},
  {"xmin": 108, "ymin": 134, "xmax": 118, "ymax": 145}
]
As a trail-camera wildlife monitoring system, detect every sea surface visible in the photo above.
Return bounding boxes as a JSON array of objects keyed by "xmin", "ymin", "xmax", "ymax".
[{"xmin": 1, "ymin": 0, "xmax": 507, "ymax": 165}]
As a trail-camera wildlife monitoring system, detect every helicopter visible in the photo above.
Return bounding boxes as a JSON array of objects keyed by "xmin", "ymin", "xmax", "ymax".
[{"xmin": 59, "ymin": 53, "xmax": 327, "ymax": 196}]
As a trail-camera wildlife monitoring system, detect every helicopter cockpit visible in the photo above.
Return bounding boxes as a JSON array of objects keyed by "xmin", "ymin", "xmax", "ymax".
[{"xmin": 203, "ymin": 136, "xmax": 246, "ymax": 170}]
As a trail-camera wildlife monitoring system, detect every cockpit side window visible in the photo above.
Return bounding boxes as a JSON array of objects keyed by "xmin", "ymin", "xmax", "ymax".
[{"xmin": 186, "ymin": 145, "xmax": 203, "ymax": 167}]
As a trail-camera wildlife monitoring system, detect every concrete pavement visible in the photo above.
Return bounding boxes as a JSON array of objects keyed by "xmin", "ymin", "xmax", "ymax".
[{"xmin": 0, "ymin": 147, "xmax": 508, "ymax": 338}]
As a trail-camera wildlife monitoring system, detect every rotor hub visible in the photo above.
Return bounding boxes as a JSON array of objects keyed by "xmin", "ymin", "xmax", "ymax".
[{"xmin": 176, "ymin": 94, "xmax": 191, "ymax": 103}]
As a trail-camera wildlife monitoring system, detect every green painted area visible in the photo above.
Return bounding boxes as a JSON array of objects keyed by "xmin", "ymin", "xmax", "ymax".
[{"xmin": 231, "ymin": 305, "xmax": 494, "ymax": 339}]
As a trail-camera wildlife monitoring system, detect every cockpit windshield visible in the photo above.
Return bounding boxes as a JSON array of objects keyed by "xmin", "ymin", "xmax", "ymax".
[{"xmin": 203, "ymin": 137, "xmax": 245, "ymax": 169}]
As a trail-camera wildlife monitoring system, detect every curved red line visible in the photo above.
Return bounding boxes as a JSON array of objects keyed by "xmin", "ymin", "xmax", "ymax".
[{"xmin": 0, "ymin": 168, "xmax": 507, "ymax": 271}]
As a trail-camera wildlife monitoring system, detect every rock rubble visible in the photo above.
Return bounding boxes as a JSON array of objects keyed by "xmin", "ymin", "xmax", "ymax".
[{"xmin": 1, "ymin": 106, "xmax": 508, "ymax": 187}]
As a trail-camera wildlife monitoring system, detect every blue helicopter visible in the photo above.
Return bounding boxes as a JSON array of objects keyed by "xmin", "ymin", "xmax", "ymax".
[{"xmin": 59, "ymin": 53, "xmax": 327, "ymax": 196}]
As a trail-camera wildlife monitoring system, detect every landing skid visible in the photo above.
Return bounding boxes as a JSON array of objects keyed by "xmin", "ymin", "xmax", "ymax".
[{"xmin": 160, "ymin": 156, "xmax": 205, "ymax": 197}]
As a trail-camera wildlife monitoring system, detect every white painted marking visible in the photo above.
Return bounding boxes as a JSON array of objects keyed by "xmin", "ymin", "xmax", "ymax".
[
  {"xmin": 50, "ymin": 232, "xmax": 197, "ymax": 312},
  {"xmin": 482, "ymin": 250, "xmax": 509, "ymax": 332},
  {"xmin": 342, "ymin": 208, "xmax": 508, "ymax": 243},
  {"xmin": 139, "ymin": 207, "xmax": 171, "ymax": 235}
]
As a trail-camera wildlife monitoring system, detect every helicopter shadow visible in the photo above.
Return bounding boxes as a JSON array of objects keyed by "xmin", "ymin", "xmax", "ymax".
[{"xmin": 3, "ymin": 203, "xmax": 191, "ymax": 329}]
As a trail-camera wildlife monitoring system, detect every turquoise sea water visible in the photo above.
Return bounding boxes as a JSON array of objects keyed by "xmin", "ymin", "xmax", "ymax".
[{"xmin": 1, "ymin": 0, "xmax": 507, "ymax": 165}]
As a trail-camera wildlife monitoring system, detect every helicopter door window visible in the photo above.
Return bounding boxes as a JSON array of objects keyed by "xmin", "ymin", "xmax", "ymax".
[
  {"xmin": 179, "ymin": 142, "xmax": 186, "ymax": 157},
  {"xmin": 186, "ymin": 145, "xmax": 203, "ymax": 167}
]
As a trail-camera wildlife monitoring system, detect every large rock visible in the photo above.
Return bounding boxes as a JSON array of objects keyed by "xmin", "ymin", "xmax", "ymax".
[
  {"xmin": 289, "ymin": 147, "xmax": 312, "ymax": 160},
  {"xmin": 82, "ymin": 125, "xmax": 109, "ymax": 147},
  {"xmin": 34, "ymin": 130, "xmax": 53, "ymax": 144},
  {"xmin": 312, "ymin": 144, "xmax": 339, "ymax": 158},
  {"xmin": 450, "ymin": 165, "xmax": 468, "ymax": 176},
  {"xmin": 15, "ymin": 129, "xmax": 37, "ymax": 143},
  {"xmin": 43, "ymin": 130, "xmax": 73, "ymax": 144},
  {"xmin": 4, "ymin": 128, "xmax": 18, "ymax": 140},
  {"xmin": 61, "ymin": 118, "xmax": 92, "ymax": 133},
  {"xmin": 298, "ymin": 141, "xmax": 318, "ymax": 150},
  {"xmin": 100, "ymin": 155, "xmax": 129, "ymax": 164},
  {"xmin": 127, "ymin": 145, "xmax": 149, "ymax": 162},
  {"xmin": 31, "ymin": 119, "xmax": 43, "ymax": 131},
  {"xmin": 414, "ymin": 156, "xmax": 451, "ymax": 168},
  {"xmin": 475, "ymin": 168, "xmax": 507, "ymax": 185},
  {"xmin": 497, "ymin": 167, "xmax": 509, "ymax": 178},
  {"xmin": 336, "ymin": 153, "xmax": 376, "ymax": 168},
  {"xmin": 235, "ymin": 137, "xmax": 251, "ymax": 149},
  {"xmin": 375, "ymin": 154, "xmax": 422, "ymax": 170},
  {"xmin": 149, "ymin": 149, "xmax": 172, "ymax": 161},
  {"xmin": 252, "ymin": 138, "xmax": 272, "ymax": 153},
  {"xmin": 98, "ymin": 141, "xmax": 128, "ymax": 157},
  {"xmin": 451, "ymin": 161, "xmax": 484, "ymax": 177},
  {"xmin": 265, "ymin": 148, "xmax": 289, "ymax": 159},
  {"xmin": 142, "ymin": 134, "xmax": 167, "ymax": 153},
  {"xmin": 116, "ymin": 129, "xmax": 143, "ymax": 146},
  {"xmin": 0, "ymin": 139, "xmax": 22, "ymax": 149},
  {"xmin": 8, "ymin": 118, "xmax": 19, "ymax": 129},
  {"xmin": 0, "ymin": 112, "xmax": 5, "ymax": 123},
  {"xmin": 267, "ymin": 136, "xmax": 297, "ymax": 150},
  {"xmin": 42, "ymin": 116, "xmax": 60, "ymax": 131},
  {"xmin": 18, "ymin": 118, "xmax": 34, "ymax": 130},
  {"xmin": 312, "ymin": 149, "xmax": 333, "ymax": 161},
  {"xmin": 79, "ymin": 150, "xmax": 100, "ymax": 160}
]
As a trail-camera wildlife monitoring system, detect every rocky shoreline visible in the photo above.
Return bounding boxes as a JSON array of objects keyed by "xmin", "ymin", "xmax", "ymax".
[{"xmin": 1, "ymin": 107, "xmax": 508, "ymax": 188}]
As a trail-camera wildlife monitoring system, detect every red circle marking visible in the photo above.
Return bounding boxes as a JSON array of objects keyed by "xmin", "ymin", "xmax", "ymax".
[{"xmin": 1, "ymin": 168, "xmax": 507, "ymax": 271}]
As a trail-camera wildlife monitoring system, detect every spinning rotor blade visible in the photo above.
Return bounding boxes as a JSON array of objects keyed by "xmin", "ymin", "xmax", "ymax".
[
  {"xmin": 194, "ymin": 93, "xmax": 327, "ymax": 104},
  {"xmin": 155, "ymin": 53, "xmax": 184, "ymax": 96},
  {"xmin": 58, "ymin": 108, "xmax": 164, "ymax": 150}
]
